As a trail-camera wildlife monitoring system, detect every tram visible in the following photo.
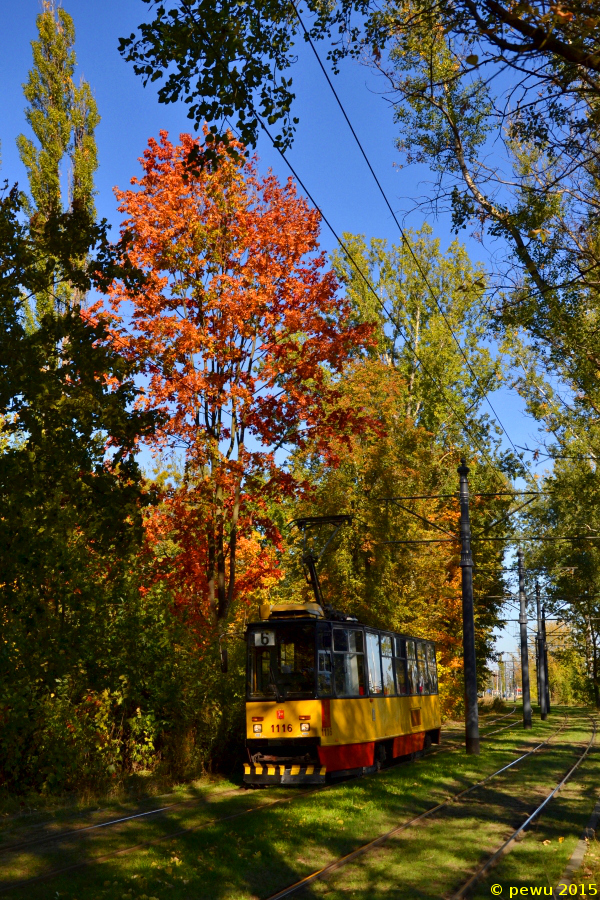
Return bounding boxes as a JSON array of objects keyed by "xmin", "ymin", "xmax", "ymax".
[{"xmin": 243, "ymin": 601, "xmax": 441, "ymax": 785}]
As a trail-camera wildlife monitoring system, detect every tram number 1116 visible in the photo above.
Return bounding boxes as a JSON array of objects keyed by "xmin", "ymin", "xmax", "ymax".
[{"xmin": 271, "ymin": 724, "xmax": 293, "ymax": 733}]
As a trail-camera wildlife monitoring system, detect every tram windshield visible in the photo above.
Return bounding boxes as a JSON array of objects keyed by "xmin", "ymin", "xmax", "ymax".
[{"xmin": 248, "ymin": 624, "xmax": 315, "ymax": 699}]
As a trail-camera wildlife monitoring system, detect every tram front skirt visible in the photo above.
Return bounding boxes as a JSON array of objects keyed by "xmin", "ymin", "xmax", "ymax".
[{"xmin": 244, "ymin": 763, "xmax": 327, "ymax": 785}]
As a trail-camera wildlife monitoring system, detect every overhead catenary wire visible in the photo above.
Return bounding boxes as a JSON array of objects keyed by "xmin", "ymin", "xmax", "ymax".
[
  {"xmin": 381, "ymin": 535, "xmax": 600, "ymax": 545},
  {"xmin": 256, "ymin": 114, "xmax": 507, "ymax": 487},
  {"xmin": 290, "ymin": 0, "xmax": 521, "ymax": 459},
  {"xmin": 376, "ymin": 492, "xmax": 548, "ymax": 499}
]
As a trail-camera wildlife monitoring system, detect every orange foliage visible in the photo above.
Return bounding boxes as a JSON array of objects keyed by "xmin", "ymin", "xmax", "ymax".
[{"xmin": 109, "ymin": 131, "xmax": 373, "ymax": 626}]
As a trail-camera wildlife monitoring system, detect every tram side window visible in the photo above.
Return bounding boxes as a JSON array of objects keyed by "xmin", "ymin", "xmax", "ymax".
[
  {"xmin": 426, "ymin": 643, "xmax": 438, "ymax": 694},
  {"xmin": 333, "ymin": 628, "xmax": 366, "ymax": 697},
  {"xmin": 317, "ymin": 629, "xmax": 333, "ymax": 696},
  {"xmin": 366, "ymin": 632, "xmax": 384, "ymax": 695},
  {"xmin": 406, "ymin": 640, "xmax": 419, "ymax": 695},
  {"xmin": 416, "ymin": 642, "xmax": 429, "ymax": 694},
  {"xmin": 394, "ymin": 638, "xmax": 409, "ymax": 695},
  {"xmin": 380, "ymin": 635, "xmax": 396, "ymax": 696}
]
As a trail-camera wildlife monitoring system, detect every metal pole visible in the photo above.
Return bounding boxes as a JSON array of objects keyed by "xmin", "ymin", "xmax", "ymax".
[
  {"xmin": 458, "ymin": 458, "xmax": 480, "ymax": 754},
  {"xmin": 535, "ymin": 587, "xmax": 540, "ymax": 706},
  {"xmin": 518, "ymin": 548, "xmax": 532, "ymax": 728},
  {"xmin": 536, "ymin": 582, "xmax": 547, "ymax": 719},
  {"xmin": 542, "ymin": 604, "xmax": 551, "ymax": 713},
  {"xmin": 512, "ymin": 656, "xmax": 516, "ymax": 701},
  {"xmin": 535, "ymin": 632, "xmax": 541, "ymax": 706}
]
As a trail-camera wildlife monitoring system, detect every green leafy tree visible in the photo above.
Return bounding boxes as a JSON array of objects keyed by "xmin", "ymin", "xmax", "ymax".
[
  {"xmin": 522, "ymin": 456, "xmax": 600, "ymax": 708},
  {"xmin": 330, "ymin": 227, "xmax": 504, "ymax": 446},
  {"xmin": 118, "ymin": 1, "xmax": 600, "ymax": 160},
  {"xmin": 378, "ymin": 15, "xmax": 600, "ymax": 427},
  {"xmin": 0, "ymin": 184, "xmax": 159, "ymax": 790},
  {"xmin": 119, "ymin": 2, "xmax": 600, "ymax": 460},
  {"xmin": 17, "ymin": 0, "xmax": 99, "ymax": 317},
  {"xmin": 273, "ymin": 357, "xmax": 512, "ymax": 716}
]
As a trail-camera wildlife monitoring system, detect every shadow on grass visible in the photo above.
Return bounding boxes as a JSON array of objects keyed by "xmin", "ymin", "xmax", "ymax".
[{"xmin": 0, "ymin": 707, "xmax": 591, "ymax": 900}]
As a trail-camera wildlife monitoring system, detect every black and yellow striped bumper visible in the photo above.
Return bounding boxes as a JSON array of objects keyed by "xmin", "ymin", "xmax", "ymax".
[{"xmin": 243, "ymin": 763, "xmax": 327, "ymax": 785}]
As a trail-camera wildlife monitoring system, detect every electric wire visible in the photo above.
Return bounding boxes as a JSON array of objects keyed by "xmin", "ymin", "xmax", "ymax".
[
  {"xmin": 291, "ymin": 0, "xmax": 521, "ymax": 458},
  {"xmin": 256, "ymin": 114, "xmax": 507, "ymax": 486}
]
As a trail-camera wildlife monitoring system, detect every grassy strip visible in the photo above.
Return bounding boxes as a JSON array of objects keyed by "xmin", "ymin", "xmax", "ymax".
[
  {"xmin": 468, "ymin": 715, "xmax": 599, "ymax": 898},
  {"xmin": 576, "ymin": 833, "xmax": 600, "ymax": 893},
  {"xmin": 309, "ymin": 713, "xmax": 596, "ymax": 899},
  {"xmin": 0, "ymin": 712, "xmax": 568, "ymax": 900},
  {"xmin": 0, "ymin": 778, "xmax": 245, "ymax": 851}
]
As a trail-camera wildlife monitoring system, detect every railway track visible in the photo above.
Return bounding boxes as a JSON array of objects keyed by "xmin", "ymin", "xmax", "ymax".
[
  {"xmin": 450, "ymin": 717, "xmax": 597, "ymax": 898},
  {"xmin": 0, "ymin": 707, "xmax": 520, "ymax": 860},
  {"xmin": 0, "ymin": 709, "xmax": 553, "ymax": 900},
  {"xmin": 0, "ymin": 707, "xmax": 517, "ymax": 827},
  {"xmin": 0, "ymin": 720, "xmax": 517, "ymax": 862},
  {"xmin": 260, "ymin": 715, "xmax": 590, "ymax": 900},
  {"xmin": 0, "ymin": 713, "xmax": 540, "ymax": 895},
  {"xmin": 480, "ymin": 705, "xmax": 518, "ymax": 727}
]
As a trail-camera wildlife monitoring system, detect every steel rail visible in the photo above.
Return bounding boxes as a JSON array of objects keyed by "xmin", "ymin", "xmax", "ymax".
[
  {"xmin": 484, "ymin": 706, "xmax": 517, "ymax": 726},
  {"xmin": 481, "ymin": 718, "xmax": 522, "ymax": 739},
  {"xmin": 442, "ymin": 710, "xmax": 520, "ymax": 749},
  {"xmin": 0, "ymin": 732, "xmax": 450, "ymax": 870},
  {"xmin": 0, "ymin": 719, "xmax": 549, "ymax": 894},
  {"xmin": 0, "ymin": 704, "xmax": 517, "ymax": 855},
  {"xmin": 0, "ymin": 783, "xmax": 323, "ymax": 861},
  {"xmin": 0, "ymin": 737, "xmax": 444, "ymax": 859},
  {"xmin": 0, "ymin": 784, "xmax": 332, "ymax": 895},
  {"xmin": 261, "ymin": 719, "xmax": 569, "ymax": 900},
  {"xmin": 450, "ymin": 718, "xmax": 597, "ymax": 899},
  {"xmin": 0, "ymin": 714, "xmax": 482, "ymax": 859},
  {"xmin": 0, "ymin": 792, "xmax": 242, "ymax": 856}
]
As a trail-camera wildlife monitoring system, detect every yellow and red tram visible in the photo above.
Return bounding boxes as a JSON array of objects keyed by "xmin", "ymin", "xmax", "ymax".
[{"xmin": 243, "ymin": 601, "xmax": 441, "ymax": 785}]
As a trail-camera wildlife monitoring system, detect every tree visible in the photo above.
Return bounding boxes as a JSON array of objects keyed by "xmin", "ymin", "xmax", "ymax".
[
  {"xmin": 522, "ymin": 456, "xmax": 600, "ymax": 707},
  {"xmin": 18, "ymin": 0, "xmax": 99, "ymax": 316},
  {"xmin": 330, "ymin": 227, "xmax": 505, "ymax": 448},
  {"xmin": 118, "ymin": 1, "xmax": 600, "ymax": 157},
  {"xmin": 119, "ymin": 2, "xmax": 600, "ymax": 444},
  {"xmin": 0, "ymin": 183, "xmax": 158, "ymax": 789},
  {"xmin": 376, "ymin": 11, "xmax": 600, "ymax": 426},
  {"xmin": 108, "ymin": 131, "xmax": 374, "ymax": 626},
  {"xmin": 273, "ymin": 357, "xmax": 512, "ymax": 715}
]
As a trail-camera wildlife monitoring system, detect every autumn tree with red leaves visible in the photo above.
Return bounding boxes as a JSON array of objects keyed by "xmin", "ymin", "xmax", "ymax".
[{"xmin": 109, "ymin": 132, "xmax": 373, "ymax": 627}]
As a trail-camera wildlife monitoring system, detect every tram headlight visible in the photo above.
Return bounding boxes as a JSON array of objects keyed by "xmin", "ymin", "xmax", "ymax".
[
  {"xmin": 253, "ymin": 724, "xmax": 262, "ymax": 733},
  {"xmin": 300, "ymin": 723, "xmax": 310, "ymax": 733}
]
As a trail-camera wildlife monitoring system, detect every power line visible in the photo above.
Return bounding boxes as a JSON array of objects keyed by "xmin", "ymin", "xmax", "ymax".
[
  {"xmin": 517, "ymin": 444, "xmax": 597, "ymax": 462},
  {"xmin": 382, "ymin": 535, "xmax": 600, "ymax": 545},
  {"xmin": 256, "ymin": 114, "xmax": 508, "ymax": 487},
  {"xmin": 376, "ymin": 491, "xmax": 548, "ymax": 500},
  {"xmin": 292, "ymin": 0, "xmax": 521, "ymax": 458}
]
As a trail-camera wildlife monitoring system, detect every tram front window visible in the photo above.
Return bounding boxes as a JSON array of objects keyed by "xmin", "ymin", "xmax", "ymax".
[{"xmin": 249, "ymin": 625, "xmax": 315, "ymax": 699}]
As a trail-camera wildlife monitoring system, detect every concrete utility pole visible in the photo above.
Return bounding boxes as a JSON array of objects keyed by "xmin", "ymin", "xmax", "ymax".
[
  {"xmin": 536, "ymin": 582, "xmax": 547, "ymax": 719},
  {"xmin": 458, "ymin": 459, "xmax": 480, "ymax": 754},
  {"xmin": 517, "ymin": 548, "xmax": 532, "ymax": 728}
]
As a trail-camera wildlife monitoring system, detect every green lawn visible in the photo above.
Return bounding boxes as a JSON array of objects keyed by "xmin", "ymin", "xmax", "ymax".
[{"xmin": 0, "ymin": 708, "xmax": 596, "ymax": 900}]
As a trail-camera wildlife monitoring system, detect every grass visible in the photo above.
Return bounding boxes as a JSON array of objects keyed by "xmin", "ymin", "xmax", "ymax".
[
  {"xmin": 0, "ymin": 707, "xmax": 596, "ymax": 900},
  {"xmin": 0, "ymin": 766, "xmax": 236, "ymax": 826}
]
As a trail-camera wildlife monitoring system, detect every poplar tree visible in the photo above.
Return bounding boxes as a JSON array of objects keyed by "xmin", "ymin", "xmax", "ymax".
[{"xmin": 17, "ymin": 0, "xmax": 99, "ymax": 317}]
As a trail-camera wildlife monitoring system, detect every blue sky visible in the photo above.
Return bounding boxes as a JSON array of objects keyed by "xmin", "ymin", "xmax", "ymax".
[{"xmin": 1, "ymin": 0, "xmax": 551, "ymax": 655}]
